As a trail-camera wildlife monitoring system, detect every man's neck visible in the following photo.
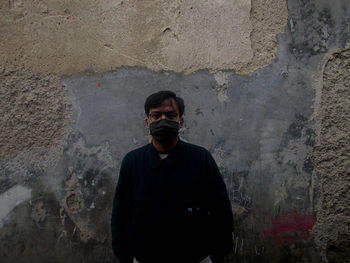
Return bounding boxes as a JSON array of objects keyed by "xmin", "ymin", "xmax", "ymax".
[{"xmin": 152, "ymin": 137, "xmax": 179, "ymax": 153}]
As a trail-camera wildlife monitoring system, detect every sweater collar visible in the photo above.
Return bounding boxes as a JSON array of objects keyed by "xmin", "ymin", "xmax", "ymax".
[{"xmin": 149, "ymin": 139, "xmax": 183, "ymax": 168}]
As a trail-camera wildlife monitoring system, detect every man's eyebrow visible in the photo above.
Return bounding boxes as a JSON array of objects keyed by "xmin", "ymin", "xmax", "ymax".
[{"xmin": 151, "ymin": 110, "xmax": 176, "ymax": 113}]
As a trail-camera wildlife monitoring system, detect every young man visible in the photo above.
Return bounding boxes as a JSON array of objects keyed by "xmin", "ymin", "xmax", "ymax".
[{"xmin": 111, "ymin": 91, "xmax": 233, "ymax": 263}]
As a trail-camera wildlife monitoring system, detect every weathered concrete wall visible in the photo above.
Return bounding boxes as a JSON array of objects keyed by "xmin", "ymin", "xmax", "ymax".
[
  {"xmin": 0, "ymin": 0, "xmax": 287, "ymax": 75},
  {"xmin": 312, "ymin": 49, "xmax": 350, "ymax": 262},
  {"xmin": 0, "ymin": 0, "xmax": 350, "ymax": 262}
]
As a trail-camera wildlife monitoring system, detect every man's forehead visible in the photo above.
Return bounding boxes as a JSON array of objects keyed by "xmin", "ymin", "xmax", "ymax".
[{"xmin": 150, "ymin": 98, "xmax": 179, "ymax": 112}]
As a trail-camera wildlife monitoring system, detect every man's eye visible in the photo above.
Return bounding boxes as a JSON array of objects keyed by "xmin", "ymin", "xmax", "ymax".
[
  {"xmin": 151, "ymin": 113, "xmax": 162, "ymax": 119},
  {"xmin": 166, "ymin": 112, "xmax": 177, "ymax": 119}
]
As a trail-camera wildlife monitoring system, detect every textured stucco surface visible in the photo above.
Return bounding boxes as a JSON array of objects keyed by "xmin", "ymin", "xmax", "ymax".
[
  {"xmin": 243, "ymin": 0, "xmax": 289, "ymax": 73},
  {"xmin": 0, "ymin": 67, "xmax": 71, "ymax": 158},
  {"xmin": 313, "ymin": 49, "xmax": 350, "ymax": 263},
  {"xmin": 0, "ymin": 0, "xmax": 287, "ymax": 75},
  {"xmin": 1, "ymin": 0, "xmax": 350, "ymax": 262}
]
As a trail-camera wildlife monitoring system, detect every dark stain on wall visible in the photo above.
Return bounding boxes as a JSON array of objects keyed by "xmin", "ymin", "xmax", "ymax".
[{"xmin": 281, "ymin": 114, "xmax": 308, "ymax": 147}]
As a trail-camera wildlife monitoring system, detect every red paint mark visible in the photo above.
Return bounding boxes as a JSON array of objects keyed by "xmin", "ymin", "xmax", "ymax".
[
  {"xmin": 97, "ymin": 82, "xmax": 101, "ymax": 87},
  {"xmin": 263, "ymin": 211, "xmax": 316, "ymax": 244}
]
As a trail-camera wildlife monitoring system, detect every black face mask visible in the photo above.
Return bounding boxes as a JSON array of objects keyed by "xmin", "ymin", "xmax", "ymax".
[{"xmin": 149, "ymin": 119, "xmax": 179, "ymax": 145}]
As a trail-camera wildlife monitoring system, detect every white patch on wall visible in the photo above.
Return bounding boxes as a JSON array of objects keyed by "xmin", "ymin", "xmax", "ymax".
[
  {"xmin": 214, "ymin": 71, "xmax": 230, "ymax": 103},
  {"xmin": 0, "ymin": 185, "xmax": 32, "ymax": 228}
]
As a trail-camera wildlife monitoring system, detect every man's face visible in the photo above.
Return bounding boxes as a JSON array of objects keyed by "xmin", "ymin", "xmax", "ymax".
[{"xmin": 145, "ymin": 98, "xmax": 184, "ymax": 129}]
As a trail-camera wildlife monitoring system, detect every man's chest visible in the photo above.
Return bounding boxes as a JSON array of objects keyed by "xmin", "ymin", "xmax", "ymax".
[{"xmin": 130, "ymin": 158, "xmax": 206, "ymax": 202}]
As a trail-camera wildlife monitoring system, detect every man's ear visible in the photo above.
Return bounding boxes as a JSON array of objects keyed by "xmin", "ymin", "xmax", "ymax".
[
  {"xmin": 145, "ymin": 118, "xmax": 150, "ymax": 129},
  {"xmin": 179, "ymin": 117, "xmax": 184, "ymax": 129}
]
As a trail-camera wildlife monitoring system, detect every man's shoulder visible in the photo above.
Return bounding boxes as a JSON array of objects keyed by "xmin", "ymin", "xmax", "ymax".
[
  {"xmin": 179, "ymin": 140, "xmax": 210, "ymax": 156},
  {"xmin": 122, "ymin": 143, "xmax": 151, "ymax": 161},
  {"xmin": 125, "ymin": 143, "xmax": 150, "ymax": 157}
]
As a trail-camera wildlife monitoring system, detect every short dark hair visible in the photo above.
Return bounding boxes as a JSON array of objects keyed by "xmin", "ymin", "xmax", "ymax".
[{"xmin": 144, "ymin": 90, "xmax": 185, "ymax": 117}]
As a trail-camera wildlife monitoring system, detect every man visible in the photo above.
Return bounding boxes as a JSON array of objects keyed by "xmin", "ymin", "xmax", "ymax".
[{"xmin": 111, "ymin": 91, "xmax": 233, "ymax": 263}]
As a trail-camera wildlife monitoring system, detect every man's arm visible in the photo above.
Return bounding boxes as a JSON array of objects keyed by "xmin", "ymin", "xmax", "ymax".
[
  {"xmin": 205, "ymin": 152, "xmax": 233, "ymax": 263},
  {"xmin": 111, "ymin": 156, "xmax": 133, "ymax": 263}
]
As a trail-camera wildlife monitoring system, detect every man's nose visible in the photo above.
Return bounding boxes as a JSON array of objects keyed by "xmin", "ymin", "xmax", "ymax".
[{"xmin": 160, "ymin": 113, "xmax": 167, "ymax": 120}]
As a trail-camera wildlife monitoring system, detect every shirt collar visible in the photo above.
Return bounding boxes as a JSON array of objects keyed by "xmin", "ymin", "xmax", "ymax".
[{"xmin": 149, "ymin": 139, "xmax": 183, "ymax": 168}]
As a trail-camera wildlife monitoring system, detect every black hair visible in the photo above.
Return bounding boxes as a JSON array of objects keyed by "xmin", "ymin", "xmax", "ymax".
[{"xmin": 144, "ymin": 90, "xmax": 185, "ymax": 117}]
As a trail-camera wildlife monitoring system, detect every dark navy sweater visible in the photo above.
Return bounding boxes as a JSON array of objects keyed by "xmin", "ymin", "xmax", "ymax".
[{"xmin": 111, "ymin": 139, "xmax": 233, "ymax": 263}]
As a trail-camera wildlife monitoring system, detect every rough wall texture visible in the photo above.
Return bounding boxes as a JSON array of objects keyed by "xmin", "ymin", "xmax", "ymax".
[
  {"xmin": 1, "ymin": 0, "xmax": 350, "ymax": 262},
  {"xmin": 0, "ymin": 67, "xmax": 70, "ymax": 158},
  {"xmin": 243, "ymin": 0, "xmax": 288, "ymax": 73},
  {"xmin": 0, "ymin": 0, "xmax": 287, "ymax": 75},
  {"xmin": 313, "ymin": 49, "xmax": 350, "ymax": 263}
]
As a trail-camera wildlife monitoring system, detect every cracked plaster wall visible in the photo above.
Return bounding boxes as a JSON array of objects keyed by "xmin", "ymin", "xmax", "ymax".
[{"xmin": 1, "ymin": 0, "xmax": 350, "ymax": 262}]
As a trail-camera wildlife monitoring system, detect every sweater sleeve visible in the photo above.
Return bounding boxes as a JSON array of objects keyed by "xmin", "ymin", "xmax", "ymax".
[
  {"xmin": 205, "ymin": 151, "xmax": 233, "ymax": 263},
  {"xmin": 111, "ymin": 156, "xmax": 133, "ymax": 263}
]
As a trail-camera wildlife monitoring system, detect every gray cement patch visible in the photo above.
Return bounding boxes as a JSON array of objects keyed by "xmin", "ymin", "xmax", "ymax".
[{"xmin": 61, "ymin": 59, "xmax": 319, "ymax": 260}]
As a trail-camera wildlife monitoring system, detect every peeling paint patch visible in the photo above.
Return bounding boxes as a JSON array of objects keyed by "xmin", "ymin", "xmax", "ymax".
[
  {"xmin": 66, "ymin": 193, "xmax": 83, "ymax": 213},
  {"xmin": 274, "ymin": 187, "xmax": 288, "ymax": 207},
  {"xmin": 31, "ymin": 201, "xmax": 47, "ymax": 224},
  {"xmin": 0, "ymin": 185, "xmax": 31, "ymax": 227},
  {"xmin": 214, "ymin": 71, "xmax": 230, "ymax": 103}
]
